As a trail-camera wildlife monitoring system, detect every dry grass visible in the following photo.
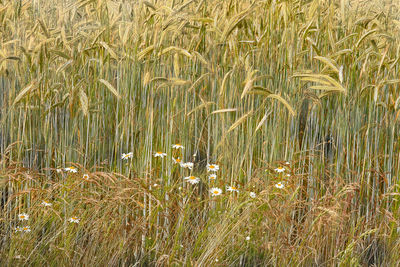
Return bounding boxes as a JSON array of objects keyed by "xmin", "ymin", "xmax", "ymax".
[{"xmin": 1, "ymin": 0, "xmax": 400, "ymax": 265}]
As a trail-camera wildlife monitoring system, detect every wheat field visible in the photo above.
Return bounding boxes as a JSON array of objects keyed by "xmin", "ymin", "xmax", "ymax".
[{"xmin": 1, "ymin": 0, "xmax": 400, "ymax": 266}]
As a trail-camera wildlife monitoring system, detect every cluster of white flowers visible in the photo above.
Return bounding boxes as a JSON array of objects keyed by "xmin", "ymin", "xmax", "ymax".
[
  {"xmin": 64, "ymin": 166, "xmax": 78, "ymax": 173},
  {"xmin": 68, "ymin": 217, "xmax": 80, "ymax": 223},
  {"xmin": 184, "ymin": 176, "xmax": 200, "ymax": 184},
  {"xmin": 121, "ymin": 152, "xmax": 133, "ymax": 160},
  {"xmin": 15, "ymin": 226, "xmax": 31, "ymax": 233}
]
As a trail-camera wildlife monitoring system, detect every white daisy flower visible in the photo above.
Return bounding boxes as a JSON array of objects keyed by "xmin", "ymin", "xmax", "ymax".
[
  {"xmin": 274, "ymin": 167, "xmax": 285, "ymax": 173},
  {"xmin": 275, "ymin": 182, "xmax": 285, "ymax": 189},
  {"xmin": 286, "ymin": 174, "xmax": 291, "ymax": 177},
  {"xmin": 22, "ymin": 226, "xmax": 31, "ymax": 233},
  {"xmin": 68, "ymin": 217, "xmax": 80, "ymax": 223},
  {"xmin": 181, "ymin": 162, "xmax": 194, "ymax": 170},
  {"xmin": 121, "ymin": 152, "xmax": 133, "ymax": 160},
  {"xmin": 249, "ymin": 192, "xmax": 256, "ymax": 198},
  {"xmin": 206, "ymin": 163, "xmax": 219, "ymax": 172},
  {"xmin": 64, "ymin": 166, "xmax": 78, "ymax": 173},
  {"xmin": 210, "ymin": 187, "xmax": 222, "ymax": 196},
  {"xmin": 153, "ymin": 183, "xmax": 158, "ymax": 187},
  {"xmin": 15, "ymin": 226, "xmax": 22, "ymax": 232},
  {"xmin": 154, "ymin": 152, "xmax": 167, "ymax": 158},
  {"xmin": 172, "ymin": 144, "xmax": 184, "ymax": 149},
  {"xmin": 245, "ymin": 236, "xmax": 250, "ymax": 241},
  {"xmin": 227, "ymin": 186, "xmax": 239, "ymax": 193},
  {"xmin": 209, "ymin": 174, "xmax": 217, "ymax": 180},
  {"xmin": 41, "ymin": 200, "xmax": 52, "ymax": 207},
  {"xmin": 285, "ymin": 161, "xmax": 290, "ymax": 165},
  {"xmin": 56, "ymin": 168, "xmax": 62, "ymax": 173},
  {"xmin": 184, "ymin": 176, "xmax": 200, "ymax": 184},
  {"xmin": 18, "ymin": 213, "xmax": 29, "ymax": 221},
  {"xmin": 83, "ymin": 174, "xmax": 90, "ymax": 180},
  {"xmin": 172, "ymin": 157, "xmax": 183, "ymax": 164}
]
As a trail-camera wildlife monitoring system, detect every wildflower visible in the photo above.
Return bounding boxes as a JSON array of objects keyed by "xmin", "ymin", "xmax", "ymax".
[
  {"xmin": 121, "ymin": 152, "xmax": 133, "ymax": 160},
  {"xmin": 68, "ymin": 217, "xmax": 80, "ymax": 223},
  {"xmin": 249, "ymin": 192, "xmax": 256, "ymax": 198},
  {"xmin": 246, "ymin": 236, "xmax": 250, "ymax": 241},
  {"xmin": 41, "ymin": 200, "xmax": 52, "ymax": 207},
  {"xmin": 172, "ymin": 157, "xmax": 182, "ymax": 164},
  {"xmin": 207, "ymin": 163, "xmax": 219, "ymax": 172},
  {"xmin": 65, "ymin": 166, "xmax": 78, "ymax": 173},
  {"xmin": 184, "ymin": 176, "xmax": 200, "ymax": 184},
  {"xmin": 154, "ymin": 152, "xmax": 167, "ymax": 158},
  {"xmin": 22, "ymin": 226, "xmax": 31, "ymax": 233},
  {"xmin": 285, "ymin": 161, "xmax": 290, "ymax": 165},
  {"xmin": 18, "ymin": 213, "xmax": 29, "ymax": 221},
  {"xmin": 210, "ymin": 187, "xmax": 222, "ymax": 196},
  {"xmin": 15, "ymin": 226, "xmax": 22, "ymax": 232},
  {"xmin": 181, "ymin": 162, "xmax": 194, "ymax": 170},
  {"xmin": 274, "ymin": 167, "xmax": 285, "ymax": 173},
  {"xmin": 275, "ymin": 182, "xmax": 284, "ymax": 189},
  {"xmin": 227, "ymin": 186, "xmax": 239, "ymax": 193},
  {"xmin": 209, "ymin": 174, "xmax": 217, "ymax": 180},
  {"xmin": 56, "ymin": 169, "xmax": 62, "ymax": 173},
  {"xmin": 215, "ymin": 258, "xmax": 219, "ymax": 262},
  {"xmin": 286, "ymin": 174, "xmax": 291, "ymax": 177},
  {"xmin": 153, "ymin": 183, "xmax": 158, "ymax": 187},
  {"xmin": 83, "ymin": 174, "xmax": 90, "ymax": 180},
  {"xmin": 172, "ymin": 144, "xmax": 184, "ymax": 149}
]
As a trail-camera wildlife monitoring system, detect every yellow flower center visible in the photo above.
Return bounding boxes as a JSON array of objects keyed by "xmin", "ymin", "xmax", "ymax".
[
  {"xmin": 23, "ymin": 227, "xmax": 28, "ymax": 230},
  {"xmin": 176, "ymin": 159, "xmax": 181, "ymax": 162},
  {"xmin": 231, "ymin": 186, "xmax": 237, "ymax": 190},
  {"xmin": 189, "ymin": 176, "xmax": 195, "ymax": 180},
  {"xmin": 20, "ymin": 215, "xmax": 25, "ymax": 219},
  {"xmin": 70, "ymin": 167, "xmax": 76, "ymax": 170},
  {"xmin": 210, "ymin": 165, "xmax": 215, "ymax": 169},
  {"xmin": 213, "ymin": 190, "xmax": 219, "ymax": 194}
]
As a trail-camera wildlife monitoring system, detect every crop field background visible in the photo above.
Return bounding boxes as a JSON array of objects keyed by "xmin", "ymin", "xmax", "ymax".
[{"xmin": 1, "ymin": 0, "xmax": 400, "ymax": 266}]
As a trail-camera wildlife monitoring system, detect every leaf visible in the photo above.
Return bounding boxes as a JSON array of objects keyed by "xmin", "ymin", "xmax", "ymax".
[{"xmin": 98, "ymin": 79, "xmax": 121, "ymax": 99}]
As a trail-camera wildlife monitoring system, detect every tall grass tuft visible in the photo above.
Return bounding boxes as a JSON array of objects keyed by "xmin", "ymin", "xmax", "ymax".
[{"xmin": 1, "ymin": 0, "xmax": 400, "ymax": 265}]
